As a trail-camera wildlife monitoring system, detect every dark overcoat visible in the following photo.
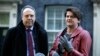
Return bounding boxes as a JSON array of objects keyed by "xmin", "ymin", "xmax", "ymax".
[{"xmin": 1, "ymin": 21, "xmax": 48, "ymax": 56}]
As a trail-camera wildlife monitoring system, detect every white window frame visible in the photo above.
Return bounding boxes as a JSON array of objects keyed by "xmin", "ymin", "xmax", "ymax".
[{"xmin": 0, "ymin": 3, "xmax": 17, "ymax": 28}]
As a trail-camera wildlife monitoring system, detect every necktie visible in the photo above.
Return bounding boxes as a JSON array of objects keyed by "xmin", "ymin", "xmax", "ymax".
[{"xmin": 26, "ymin": 29, "xmax": 34, "ymax": 56}]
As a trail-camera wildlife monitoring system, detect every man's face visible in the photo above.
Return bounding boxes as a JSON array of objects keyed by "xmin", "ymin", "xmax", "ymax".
[
  {"xmin": 22, "ymin": 8, "xmax": 35, "ymax": 28},
  {"xmin": 65, "ymin": 11, "xmax": 80, "ymax": 27}
]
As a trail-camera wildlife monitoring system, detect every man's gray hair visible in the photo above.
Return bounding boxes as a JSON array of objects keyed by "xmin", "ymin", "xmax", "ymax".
[{"xmin": 21, "ymin": 5, "xmax": 36, "ymax": 15}]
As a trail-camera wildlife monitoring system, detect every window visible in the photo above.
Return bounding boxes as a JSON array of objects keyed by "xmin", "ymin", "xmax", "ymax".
[
  {"xmin": 45, "ymin": 6, "xmax": 67, "ymax": 50},
  {"xmin": 0, "ymin": 12, "xmax": 9, "ymax": 27}
]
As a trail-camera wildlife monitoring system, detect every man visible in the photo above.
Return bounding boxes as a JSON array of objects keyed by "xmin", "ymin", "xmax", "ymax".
[
  {"xmin": 1, "ymin": 5, "xmax": 48, "ymax": 56},
  {"xmin": 49, "ymin": 7, "xmax": 92, "ymax": 56}
]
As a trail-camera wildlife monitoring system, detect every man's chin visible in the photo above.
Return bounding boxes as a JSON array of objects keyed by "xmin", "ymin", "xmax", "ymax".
[{"xmin": 26, "ymin": 25, "xmax": 33, "ymax": 28}]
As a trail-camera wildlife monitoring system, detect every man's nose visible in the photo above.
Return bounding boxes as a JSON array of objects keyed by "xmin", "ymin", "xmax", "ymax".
[{"xmin": 28, "ymin": 15, "xmax": 32, "ymax": 19}]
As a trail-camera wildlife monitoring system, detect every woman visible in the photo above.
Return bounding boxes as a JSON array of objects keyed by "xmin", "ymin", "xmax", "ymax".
[{"xmin": 49, "ymin": 7, "xmax": 92, "ymax": 56}]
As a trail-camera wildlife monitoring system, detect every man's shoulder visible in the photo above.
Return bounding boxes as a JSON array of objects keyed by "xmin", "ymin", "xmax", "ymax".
[
  {"xmin": 7, "ymin": 26, "xmax": 18, "ymax": 33},
  {"xmin": 34, "ymin": 22, "xmax": 47, "ymax": 33}
]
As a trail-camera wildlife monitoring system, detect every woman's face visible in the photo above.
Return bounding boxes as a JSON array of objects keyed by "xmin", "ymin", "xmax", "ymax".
[{"xmin": 65, "ymin": 11, "xmax": 80, "ymax": 27}]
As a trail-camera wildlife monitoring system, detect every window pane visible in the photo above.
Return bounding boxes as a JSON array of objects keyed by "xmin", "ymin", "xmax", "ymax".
[
  {"xmin": 0, "ymin": 12, "xmax": 9, "ymax": 26},
  {"xmin": 63, "ymin": 20, "xmax": 66, "ymax": 28},
  {"xmin": 55, "ymin": 9, "xmax": 62, "ymax": 20},
  {"xmin": 47, "ymin": 20, "xmax": 54, "ymax": 30},
  {"xmin": 48, "ymin": 32, "xmax": 58, "ymax": 51},
  {"xmin": 48, "ymin": 42, "xmax": 53, "ymax": 51},
  {"xmin": 54, "ymin": 32, "xmax": 58, "ymax": 39},
  {"xmin": 55, "ymin": 20, "xmax": 62, "ymax": 30},
  {"xmin": 48, "ymin": 32, "xmax": 55, "ymax": 42},
  {"xmin": 48, "ymin": 32, "xmax": 58, "ymax": 43},
  {"xmin": 47, "ymin": 9, "xmax": 54, "ymax": 19}
]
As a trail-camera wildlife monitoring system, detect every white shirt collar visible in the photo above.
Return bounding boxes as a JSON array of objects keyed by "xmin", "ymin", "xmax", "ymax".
[{"xmin": 26, "ymin": 26, "xmax": 33, "ymax": 30}]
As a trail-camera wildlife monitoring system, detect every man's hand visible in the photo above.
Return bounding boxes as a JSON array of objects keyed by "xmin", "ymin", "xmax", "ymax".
[{"xmin": 59, "ymin": 35, "xmax": 73, "ymax": 52}]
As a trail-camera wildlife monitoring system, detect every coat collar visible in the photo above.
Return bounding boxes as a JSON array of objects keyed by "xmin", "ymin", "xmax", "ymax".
[
  {"xmin": 60, "ymin": 26, "xmax": 83, "ymax": 38},
  {"xmin": 17, "ymin": 21, "xmax": 26, "ymax": 32},
  {"xmin": 71, "ymin": 26, "xmax": 83, "ymax": 38},
  {"xmin": 17, "ymin": 20, "xmax": 42, "ymax": 32}
]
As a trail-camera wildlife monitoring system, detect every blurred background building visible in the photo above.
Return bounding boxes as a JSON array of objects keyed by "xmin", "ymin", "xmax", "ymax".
[{"xmin": 0, "ymin": 0, "xmax": 100, "ymax": 56}]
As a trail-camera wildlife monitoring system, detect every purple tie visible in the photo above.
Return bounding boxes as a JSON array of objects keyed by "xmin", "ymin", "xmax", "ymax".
[{"xmin": 26, "ymin": 29, "xmax": 34, "ymax": 56}]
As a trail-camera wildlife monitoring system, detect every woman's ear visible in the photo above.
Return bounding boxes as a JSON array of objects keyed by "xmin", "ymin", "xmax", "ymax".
[{"xmin": 78, "ymin": 20, "xmax": 80, "ymax": 24}]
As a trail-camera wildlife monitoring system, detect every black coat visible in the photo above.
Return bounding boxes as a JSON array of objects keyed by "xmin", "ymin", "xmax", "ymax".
[{"xmin": 1, "ymin": 21, "xmax": 48, "ymax": 56}]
